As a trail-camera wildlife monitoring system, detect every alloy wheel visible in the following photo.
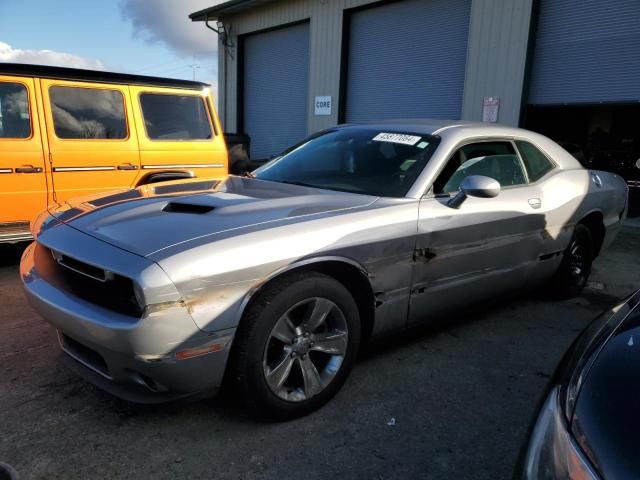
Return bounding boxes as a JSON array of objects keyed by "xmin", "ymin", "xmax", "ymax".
[
  {"xmin": 262, "ymin": 297, "xmax": 349, "ymax": 402},
  {"xmin": 568, "ymin": 240, "xmax": 586, "ymax": 280}
]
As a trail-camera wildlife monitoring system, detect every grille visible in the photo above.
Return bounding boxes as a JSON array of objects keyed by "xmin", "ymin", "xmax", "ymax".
[
  {"xmin": 54, "ymin": 252, "xmax": 110, "ymax": 282},
  {"xmin": 50, "ymin": 249, "xmax": 143, "ymax": 317}
]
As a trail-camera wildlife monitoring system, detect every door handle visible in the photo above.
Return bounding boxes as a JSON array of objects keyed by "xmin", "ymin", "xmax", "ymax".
[
  {"xmin": 117, "ymin": 164, "xmax": 138, "ymax": 171},
  {"xmin": 15, "ymin": 166, "xmax": 43, "ymax": 174},
  {"xmin": 528, "ymin": 198, "xmax": 542, "ymax": 209}
]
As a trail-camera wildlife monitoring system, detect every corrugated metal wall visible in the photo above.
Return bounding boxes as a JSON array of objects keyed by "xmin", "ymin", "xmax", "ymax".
[
  {"xmin": 345, "ymin": 0, "xmax": 471, "ymax": 122},
  {"xmin": 461, "ymin": 0, "xmax": 533, "ymax": 126},
  {"xmin": 529, "ymin": 0, "xmax": 640, "ymax": 105},
  {"xmin": 218, "ymin": 0, "xmax": 375, "ymax": 134},
  {"xmin": 214, "ymin": 0, "xmax": 534, "ymax": 134},
  {"xmin": 242, "ymin": 22, "xmax": 310, "ymax": 158}
]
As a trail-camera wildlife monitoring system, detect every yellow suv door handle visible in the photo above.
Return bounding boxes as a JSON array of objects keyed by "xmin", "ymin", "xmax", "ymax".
[
  {"xmin": 15, "ymin": 165, "xmax": 43, "ymax": 174},
  {"xmin": 117, "ymin": 164, "xmax": 139, "ymax": 171}
]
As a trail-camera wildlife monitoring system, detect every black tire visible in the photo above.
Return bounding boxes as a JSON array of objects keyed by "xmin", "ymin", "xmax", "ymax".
[
  {"xmin": 228, "ymin": 271, "xmax": 361, "ymax": 420},
  {"xmin": 551, "ymin": 224, "xmax": 593, "ymax": 299}
]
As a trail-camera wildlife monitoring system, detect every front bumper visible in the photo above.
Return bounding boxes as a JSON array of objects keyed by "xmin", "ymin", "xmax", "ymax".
[{"xmin": 21, "ymin": 240, "xmax": 235, "ymax": 403}]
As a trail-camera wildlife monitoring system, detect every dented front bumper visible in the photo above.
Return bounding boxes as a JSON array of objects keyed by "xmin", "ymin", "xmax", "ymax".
[{"xmin": 20, "ymin": 234, "xmax": 235, "ymax": 403}]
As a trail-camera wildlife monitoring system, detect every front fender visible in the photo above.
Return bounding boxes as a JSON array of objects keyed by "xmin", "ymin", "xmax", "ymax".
[{"xmin": 171, "ymin": 255, "xmax": 372, "ymax": 333}]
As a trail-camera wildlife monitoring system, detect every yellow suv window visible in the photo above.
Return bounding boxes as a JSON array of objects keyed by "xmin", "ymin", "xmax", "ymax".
[
  {"xmin": 0, "ymin": 82, "xmax": 31, "ymax": 139},
  {"xmin": 139, "ymin": 93, "xmax": 212, "ymax": 140},
  {"xmin": 50, "ymin": 86, "xmax": 127, "ymax": 139}
]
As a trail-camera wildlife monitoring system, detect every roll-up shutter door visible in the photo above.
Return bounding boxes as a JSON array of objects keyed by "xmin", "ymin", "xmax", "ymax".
[
  {"xmin": 529, "ymin": 0, "xmax": 640, "ymax": 105},
  {"xmin": 243, "ymin": 22, "xmax": 309, "ymax": 159},
  {"xmin": 344, "ymin": 0, "xmax": 471, "ymax": 123}
]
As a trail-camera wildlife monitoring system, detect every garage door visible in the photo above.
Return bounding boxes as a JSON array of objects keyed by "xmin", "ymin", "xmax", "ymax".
[
  {"xmin": 344, "ymin": 0, "xmax": 471, "ymax": 123},
  {"xmin": 529, "ymin": 0, "xmax": 640, "ymax": 105},
  {"xmin": 242, "ymin": 22, "xmax": 309, "ymax": 159}
]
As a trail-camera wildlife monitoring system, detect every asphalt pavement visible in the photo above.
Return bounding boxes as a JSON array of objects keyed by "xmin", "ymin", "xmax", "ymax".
[{"xmin": 1, "ymin": 223, "xmax": 639, "ymax": 480}]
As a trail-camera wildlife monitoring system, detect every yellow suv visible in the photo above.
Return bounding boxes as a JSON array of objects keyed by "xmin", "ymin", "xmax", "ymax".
[{"xmin": 0, "ymin": 63, "xmax": 227, "ymax": 243}]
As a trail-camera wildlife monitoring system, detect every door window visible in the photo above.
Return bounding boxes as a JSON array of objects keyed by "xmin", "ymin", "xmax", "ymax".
[
  {"xmin": 433, "ymin": 141, "xmax": 527, "ymax": 194},
  {"xmin": 49, "ymin": 86, "xmax": 127, "ymax": 139},
  {"xmin": 0, "ymin": 82, "xmax": 31, "ymax": 139},
  {"xmin": 515, "ymin": 140, "xmax": 555, "ymax": 182},
  {"xmin": 139, "ymin": 93, "xmax": 212, "ymax": 140}
]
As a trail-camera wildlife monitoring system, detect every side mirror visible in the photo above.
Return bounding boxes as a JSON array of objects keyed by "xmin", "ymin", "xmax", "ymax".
[
  {"xmin": 635, "ymin": 158, "xmax": 640, "ymax": 169},
  {"xmin": 448, "ymin": 175, "xmax": 501, "ymax": 208}
]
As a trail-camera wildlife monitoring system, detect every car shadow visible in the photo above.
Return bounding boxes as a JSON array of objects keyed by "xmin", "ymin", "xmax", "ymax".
[
  {"xmin": 0, "ymin": 242, "xmax": 29, "ymax": 267},
  {"xmin": 357, "ymin": 282, "xmax": 621, "ymax": 366},
  {"xmin": 72, "ymin": 280, "xmax": 624, "ymax": 427}
]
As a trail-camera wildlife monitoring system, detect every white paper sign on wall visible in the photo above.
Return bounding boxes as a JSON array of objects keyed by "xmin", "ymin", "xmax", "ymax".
[
  {"xmin": 482, "ymin": 97, "xmax": 500, "ymax": 123},
  {"xmin": 314, "ymin": 96, "xmax": 332, "ymax": 116}
]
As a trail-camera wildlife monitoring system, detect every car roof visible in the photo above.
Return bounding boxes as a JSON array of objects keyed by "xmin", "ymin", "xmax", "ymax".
[
  {"xmin": 341, "ymin": 118, "xmax": 530, "ymax": 137},
  {"xmin": 335, "ymin": 118, "xmax": 583, "ymax": 182},
  {"xmin": 0, "ymin": 63, "xmax": 209, "ymax": 90}
]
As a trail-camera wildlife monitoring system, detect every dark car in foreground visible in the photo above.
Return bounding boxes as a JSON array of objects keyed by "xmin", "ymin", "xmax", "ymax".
[{"xmin": 518, "ymin": 289, "xmax": 640, "ymax": 479}]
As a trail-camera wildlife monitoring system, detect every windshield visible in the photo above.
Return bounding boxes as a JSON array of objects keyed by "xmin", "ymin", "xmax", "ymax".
[{"xmin": 253, "ymin": 127, "xmax": 440, "ymax": 197}]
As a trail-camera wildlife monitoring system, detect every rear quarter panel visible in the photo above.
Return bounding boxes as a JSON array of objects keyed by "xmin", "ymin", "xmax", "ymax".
[
  {"xmin": 587, "ymin": 170, "xmax": 628, "ymax": 250},
  {"xmin": 530, "ymin": 167, "xmax": 626, "ymax": 265}
]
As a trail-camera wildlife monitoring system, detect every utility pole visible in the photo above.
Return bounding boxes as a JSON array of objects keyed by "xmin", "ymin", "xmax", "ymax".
[{"xmin": 191, "ymin": 54, "xmax": 200, "ymax": 81}]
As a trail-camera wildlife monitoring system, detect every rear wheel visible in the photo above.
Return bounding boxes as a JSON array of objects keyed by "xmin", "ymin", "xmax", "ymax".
[
  {"xmin": 552, "ymin": 224, "xmax": 593, "ymax": 298},
  {"xmin": 228, "ymin": 272, "xmax": 360, "ymax": 420}
]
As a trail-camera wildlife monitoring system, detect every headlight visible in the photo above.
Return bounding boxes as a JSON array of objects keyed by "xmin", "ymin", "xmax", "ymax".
[{"xmin": 522, "ymin": 387, "xmax": 600, "ymax": 479}]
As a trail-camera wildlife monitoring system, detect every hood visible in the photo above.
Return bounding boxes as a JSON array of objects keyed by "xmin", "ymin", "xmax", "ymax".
[
  {"xmin": 47, "ymin": 176, "xmax": 378, "ymax": 257},
  {"xmin": 570, "ymin": 290, "xmax": 640, "ymax": 479}
]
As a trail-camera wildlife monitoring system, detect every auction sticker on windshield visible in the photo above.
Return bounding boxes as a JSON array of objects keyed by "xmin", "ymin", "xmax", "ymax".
[{"xmin": 373, "ymin": 132, "xmax": 422, "ymax": 146}]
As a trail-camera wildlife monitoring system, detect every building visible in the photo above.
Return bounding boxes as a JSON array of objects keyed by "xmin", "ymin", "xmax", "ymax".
[{"xmin": 190, "ymin": 0, "xmax": 640, "ymax": 175}]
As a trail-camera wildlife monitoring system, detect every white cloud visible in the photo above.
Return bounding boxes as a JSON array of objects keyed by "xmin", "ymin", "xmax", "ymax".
[
  {"xmin": 119, "ymin": 0, "xmax": 219, "ymax": 56},
  {"xmin": 119, "ymin": 0, "xmax": 220, "ymax": 100},
  {"xmin": 0, "ymin": 42, "xmax": 105, "ymax": 70}
]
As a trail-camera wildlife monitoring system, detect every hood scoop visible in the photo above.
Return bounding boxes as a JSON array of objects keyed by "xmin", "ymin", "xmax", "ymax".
[{"xmin": 163, "ymin": 202, "xmax": 215, "ymax": 215}]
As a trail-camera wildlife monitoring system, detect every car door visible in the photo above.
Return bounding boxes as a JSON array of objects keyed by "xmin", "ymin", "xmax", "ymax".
[
  {"xmin": 40, "ymin": 79, "xmax": 141, "ymax": 204},
  {"xmin": 0, "ymin": 76, "xmax": 47, "ymax": 240},
  {"xmin": 408, "ymin": 139, "xmax": 546, "ymax": 326}
]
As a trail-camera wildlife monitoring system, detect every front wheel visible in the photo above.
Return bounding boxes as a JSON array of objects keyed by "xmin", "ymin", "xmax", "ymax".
[
  {"xmin": 551, "ymin": 224, "xmax": 593, "ymax": 298},
  {"xmin": 228, "ymin": 272, "xmax": 361, "ymax": 420}
]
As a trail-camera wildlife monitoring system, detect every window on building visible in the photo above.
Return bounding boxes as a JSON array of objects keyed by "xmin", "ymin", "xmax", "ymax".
[
  {"xmin": 0, "ymin": 82, "xmax": 31, "ymax": 139},
  {"xmin": 140, "ymin": 93, "xmax": 212, "ymax": 140},
  {"xmin": 50, "ymin": 86, "xmax": 127, "ymax": 140},
  {"xmin": 516, "ymin": 140, "xmax": 555, "ymax": 182},
  {"xmin": 434, "ymin": 141, "xmax": 526, "ymax": 194}
]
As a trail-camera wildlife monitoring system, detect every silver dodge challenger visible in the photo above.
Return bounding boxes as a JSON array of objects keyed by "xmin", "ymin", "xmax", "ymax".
[{"xmin": 21, "ymin": 120, "xmax": 628, "ymax": 419}]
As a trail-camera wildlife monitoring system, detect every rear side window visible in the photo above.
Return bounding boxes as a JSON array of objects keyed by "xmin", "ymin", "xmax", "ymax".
[
  {"xmin": 0, "ymin": 82, "xmax": 31, "ymax": 139},
  {"xmin": 434, "ymin": 141, "xmax": 527, "ymax": 194},
  {"xmin": 50, "ymin": 86, "xmax": 127, "ymax": 140},
  {"xmin": 140, "ymin": 94, "xmax": 212, "ymax": 140},
  {"xmin": 516, "ymin": 140, "xmax": 554, "ymax": 182}
]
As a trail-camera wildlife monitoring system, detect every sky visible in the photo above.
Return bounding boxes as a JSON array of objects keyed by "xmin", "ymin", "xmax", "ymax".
[{"xmin": 0, "ymin": 0, "xmax": 221, "ymax": 95}]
